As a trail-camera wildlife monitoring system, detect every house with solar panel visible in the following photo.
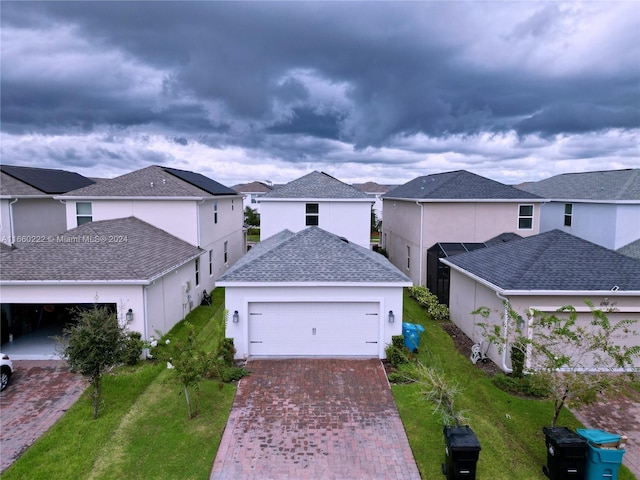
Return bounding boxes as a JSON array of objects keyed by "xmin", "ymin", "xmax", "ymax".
[
  {"xmin": 517, "ymin": 168, "xmax": 640, "ymax": 252},
  {"xmin": 381, "ymin": 170, "xmax": 544, "ymax": 288},
  {"xmin": 0, "ymin": 165, "xmax": 95, "ymax": 248},
  {"xmin": 259, "ymin": 171, "xmax": 374, "ymax": 249},
  {"xmin": 0, "ymin": 165, "xmax": 243, "ymax": 358}
]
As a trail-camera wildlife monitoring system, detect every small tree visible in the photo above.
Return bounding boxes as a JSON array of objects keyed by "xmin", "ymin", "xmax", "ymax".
[
  {"xmin": 56, "ymin": 306, "xmax": 130, "ymax": 419},
  {"xmin": 244, "ymin": 206, "xmax": 260, "ymax": 227},
  {"xmin": 151, "ymin": 323, "xmax": 213, "ymax": 419},
  {"xmin": 476, "ymin": 300, "xmax": 639, "ymax": 427}
]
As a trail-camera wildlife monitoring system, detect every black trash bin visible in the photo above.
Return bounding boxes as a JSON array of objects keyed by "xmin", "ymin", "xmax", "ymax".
[
  {"xmin": 542, "ymin": 426, "xmax": 588, "ymax": 480},
  {"xmin": 442, "ymin": 425, "xmax": 481, "ymax": 479}
]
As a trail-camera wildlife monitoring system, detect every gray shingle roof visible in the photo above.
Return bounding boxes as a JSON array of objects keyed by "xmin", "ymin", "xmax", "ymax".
[
  {"xmin": 443, "ymin": 229, "xmax": 640, "ymax": 292},
  {"xmin": 261, "ymin": 171, "xmax": 370, "ymax": 199},
  {"xmin": 517, "ymin": 169, "xmax": 640, "ymax": 201},
  {"xmin": 618, "ymin": 239, "xmax": 640, "ymax": 260},
  {"xmin": 353, "ymin": 181, "xmax": 391, "ymax": 194},
  {"xmin": 1, "ymin": 166, "xmax": 94, "ymax": 196},
  {"xmin": 0, "ymin": 217, "xmax": 203, "ymax": 282},
  {"xmin": 60, "ymin": 165, "xmax": 237, "ymax": 198},
  {"xmin": 218, "ymin": 226, "xmax": 411, "ymax": 283},
  {"xmin": 384, "ymin": 170, "xmax": 541, "ymax": 200},
  {"xmin": 232, "ymin": 181, "xmax": 274, "ymax": 194}
]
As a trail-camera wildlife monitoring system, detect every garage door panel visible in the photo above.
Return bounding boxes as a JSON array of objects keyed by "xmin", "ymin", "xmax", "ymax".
[{"xmin": 249, "ymin": 302, "xmax": 379, "ymax": 356}]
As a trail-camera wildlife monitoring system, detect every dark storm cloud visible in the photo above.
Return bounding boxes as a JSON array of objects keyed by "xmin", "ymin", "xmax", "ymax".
[{"xmin": 1, "ymin": 1, "xmax": 638, "ymax": 184}]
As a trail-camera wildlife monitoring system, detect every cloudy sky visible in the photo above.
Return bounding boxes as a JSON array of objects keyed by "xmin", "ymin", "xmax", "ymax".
[{"xmin": 2, "ymin": 1, "xmax": 638, "ymax": 187}]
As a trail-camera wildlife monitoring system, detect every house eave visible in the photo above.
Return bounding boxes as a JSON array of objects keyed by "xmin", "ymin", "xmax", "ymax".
[
  {"xmin": 216, "ymin": 281, "xmax": 413, "ymax": 288},
  {"xmin": 0, "ymin": 279, "xmax": 150, "ymax": 286},
  {"xmin": 382, "ymin": 197, "xmax": 544, "ymax": 203},
  {"xmin": 540, "ymin": 198, "xmax": 640, "ymax": 205},
  {"xmin": 54, "ymin": 195, "xmax": 208, "ymax": 201},
  {"xmin": 258, "ymin": 198, "xmax": 373, "ymax": 203}
]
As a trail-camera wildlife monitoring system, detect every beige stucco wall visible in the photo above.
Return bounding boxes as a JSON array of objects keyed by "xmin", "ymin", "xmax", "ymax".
[
  {"xmin": 382, "ymin": 200, "xmax": 542, "ymax": 286},
  {"xmin": 448, "ymin": 269, "xmax": 640, "ymax": 371}
]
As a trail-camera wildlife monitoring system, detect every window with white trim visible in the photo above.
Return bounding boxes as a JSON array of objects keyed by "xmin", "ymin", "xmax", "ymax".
[
  {"xmin": 407, "ymin": 246, "xmax": 411, "ymax": 270},
  {"xmin": 195, "ymin": 258, "xmax": 200, "ymax": 286},
  {"xmin": 76, "ymin": 202, "xmax": 92, "ymax": 226},
  {"xmin": 214, "ymin": 201, "xmax": 218, "ymax": 224},
  {"xmin": 518, "ymin": 204, "xmax": 534, "ymax": 230},
  {"xmin": 224, "ymin": 241, "xmax": 228, "ymax": 264},
  {"xmin": 305, "ymin": 203, "xmax": 319, "ymax": 226},
  {"xmin": 209, "ymin": 250, "xmax": 213, "ymax": 276}
]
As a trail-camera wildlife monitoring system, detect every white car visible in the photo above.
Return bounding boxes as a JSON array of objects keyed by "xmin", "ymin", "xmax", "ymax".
[{"xmin": 1, "ymin": 353, "xmax": 13, "ymax": 391}]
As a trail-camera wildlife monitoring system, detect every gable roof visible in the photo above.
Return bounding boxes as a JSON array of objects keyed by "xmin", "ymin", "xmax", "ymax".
[
  {"xmin": 60, "ymin": 165, "xmax": 237, "ymax": 198},
  {"xmin": 442, "ymin": 229, "xmax": 640, "ymax": 293},
  {"xmin": 618, "ymin": 239, "xmax": 640, "ymax": 260},
  {"xmin": 261, "ymin": 171, "xmax": 370, "ymax": 200},
  {"xmin": 384, "ymin": 170, "xmax": 541, "ymax": 201},
  {"xmin": 232, "ymin": 181, "xmax": 274, "ymax": 194},
  {"xmin": 517, "ymin": 169, "xmax": 640, "ymax": 201},
  {"xmin": 353, "ymin": 181, "xmax": 391, "ymax": 194},
  {"xmin": 217, "ymin": 226, "xmax": 411, "ymax": 284},
  {"xmin": 0, "ymin": 165, "xmax": 95, "ymax": 196},
  {"xmin": 0, "ymin": 217, "xmax": 203, "ymax": 283}
]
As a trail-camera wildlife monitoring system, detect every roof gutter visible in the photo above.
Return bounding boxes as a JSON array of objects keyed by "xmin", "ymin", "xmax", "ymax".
[
  {"xmin": 495, "ymin": 290, "xmax": 513, "ymax": 373},
  {"xmin": 383, "ymin": 197, "xmax": 544, "ymax": 203}
]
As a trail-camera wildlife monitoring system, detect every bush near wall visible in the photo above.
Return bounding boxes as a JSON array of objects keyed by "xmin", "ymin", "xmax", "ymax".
[{"xmin": 407, "ymin": 286, "xmax": 449, "ymax": 321}]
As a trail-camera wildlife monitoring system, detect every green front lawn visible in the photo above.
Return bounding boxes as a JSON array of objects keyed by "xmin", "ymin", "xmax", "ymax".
[
  {"xmin": 4, "ymin": 288, "xmax": 634, "ymax": 479},
  {"xmin": 394, "ymin": 290, "xmax": 635, "ymax": 479}
]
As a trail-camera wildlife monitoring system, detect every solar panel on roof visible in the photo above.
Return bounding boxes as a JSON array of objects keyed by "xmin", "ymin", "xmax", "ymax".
[
  {"xmin": 0, "ymin": 165, "xmax": 95, "ymax": 194},
  {"xmin": 162, "ymin": 167, "xmax": 237, "ymax": 196}
]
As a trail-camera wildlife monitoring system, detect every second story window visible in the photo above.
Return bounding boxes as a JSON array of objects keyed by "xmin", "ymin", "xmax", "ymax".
[
  {"xmin": 407, "ymin": 246, "xmax": 411, "ymax": 270},
  {"xmin": 564, "ymin": 204, "xmax": 573, "ymax": 227},
  {"xmin": 224, "ymin": 241, "xmax": 228, "ymax": 264},
  {"xmin": 195, "ymin": 258, "xmax": 200, "ymax": 287},
  {"xmin": 305, "ymin": 203, "xmax": 319, "ymax": 226},
  {"xmin": 209, "ymin": 250, "xmax": 213, "ymax": 276},
  {"xmin": 518, "ymin": 205, "xmax": 534, "ymax": 230},
  {"xmin": 214, "ymin": 201, "xmax": 218, "ymax": 224},
  {"xmin": 76, "ymin": 202, "xmax": 92, "ymax": 226}
]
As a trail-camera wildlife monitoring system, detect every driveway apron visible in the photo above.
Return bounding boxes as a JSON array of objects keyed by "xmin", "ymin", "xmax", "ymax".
[{"xmin": 211, "ymin": 358, "xmax": 421, "ymax": 480}]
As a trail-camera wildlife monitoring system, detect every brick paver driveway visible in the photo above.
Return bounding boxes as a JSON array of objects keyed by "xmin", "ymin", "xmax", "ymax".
[
  {"xmin": 211, "ymin": 358, "xmax": 421, "ymax": 480},
  {"xmin": 0, "ymin": 361, "xmax": 85, "ymax": 473}
]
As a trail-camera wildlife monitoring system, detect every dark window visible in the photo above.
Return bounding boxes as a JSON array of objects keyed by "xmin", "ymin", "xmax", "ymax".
[
  {"xmin": 224, "ymin": 241, "xmax": 228, "ymax": 264},
  {"xmin": 214, "ymin": 201, "xmax": 218, "ymax": 224},
  {"xmin": 76, "ymin": 202, "xmax": 92, "ymax": 226},
  {"xmin": 195, "ymin": 258, "xmax": 200, "ymax": 286},
  {"xmin": 518, "ymin": 205, "xmax": 534, "ymax": 230},
  {"xmin": 305, "ymin": 203, "xmax": 319, "ymax": 226},
  {"xmin": 564, "ymin": 203, "xmax": 573, "ymax": 227},
  {"xmin": 209, "ymin": 250, "xmax": 213, "ymax": 276}
]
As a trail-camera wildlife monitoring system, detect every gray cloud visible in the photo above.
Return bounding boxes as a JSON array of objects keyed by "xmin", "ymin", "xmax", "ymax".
[{"xmin": 1, "ymin": 1, "xmax": 638, "ymax": 185}]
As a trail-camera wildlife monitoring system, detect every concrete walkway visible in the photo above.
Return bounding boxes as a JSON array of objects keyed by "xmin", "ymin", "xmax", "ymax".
[{"xmin": 210, "ymin": 358, "xmax": 421, "ymax": 480}]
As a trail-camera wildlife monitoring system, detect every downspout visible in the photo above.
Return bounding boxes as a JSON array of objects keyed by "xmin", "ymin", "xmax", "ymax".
[
  {"xmin": 8, "ymin": 198, "xmax": 18, "ymax": 246},
  {"xmin": 416, "ymin": 201, "xmax": 424, "ymax": 286},
  {"xmin": 495, "ymin": 290, "xmax": 513, "ymax": 373},
  {"xmin": 143, "ymin": 281, "xmax": 154, "ymax": 358}
]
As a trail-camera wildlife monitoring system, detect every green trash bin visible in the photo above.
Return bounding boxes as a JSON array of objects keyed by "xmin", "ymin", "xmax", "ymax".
[{"xmin": 576, "ymin": 429, "xmax": 626, "ymax": 480}]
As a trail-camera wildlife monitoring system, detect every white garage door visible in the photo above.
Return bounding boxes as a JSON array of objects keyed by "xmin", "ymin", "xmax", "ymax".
[{"xmin": 248, "ymin": 302, "xmax": 380, "ymax": 356}]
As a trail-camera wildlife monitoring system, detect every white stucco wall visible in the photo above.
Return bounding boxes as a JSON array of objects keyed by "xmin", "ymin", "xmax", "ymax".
[
  {"xmin": 0, "ymin": 199, "xmax": 12, "ymax": 246},
  {"xmin": 64, "ymin": 199, "xmax": 199, "ymax": 245},
  {"xmin": 0, "ymin": 283, "xmax": 146, "ymax": 335},
  {"xmin": 223, "ymin": 285, "xmax": 406, "ymax": 359},
  {"xmin": 260, "ymin": 200, "xmax": 372, "ymax": 248},
  {"xmin": 1, "ymin": 198, "xmax": 67, "ymax": 246},
  {"xmin": 615, "ymin": 204, "xmax": 640, "ymax": 249},
  {"xmin": 447, "ymin": 269, "xmax": 640, "ymax": 371}
]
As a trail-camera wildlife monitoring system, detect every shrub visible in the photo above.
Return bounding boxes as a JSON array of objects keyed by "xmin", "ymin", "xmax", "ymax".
[
  {"xmin": 216, "ymin": 338, "xmax": 236, "ymax": 366},
  {"xmin": 407, "ymin": 286, "xmax": 450, "ymax": 321},
  {"xmin": 492, "ymin": 373, "xmax": 549, "ymax": 398},
  {"xmin": 386, "ymin": 335, "xmax": 411, "ymax": 367},
  {"xmin": 122, "ymin": 331, "xmax": 144, "ymax": 365}
]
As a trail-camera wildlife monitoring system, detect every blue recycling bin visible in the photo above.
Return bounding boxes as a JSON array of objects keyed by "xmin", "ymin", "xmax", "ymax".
[
  {"xmin": 402, "ymin": 322, "xmax": 425, "ymax": 353},
  {"xmin": 576, "ymin": 429, "xmax": 626, "ymax": 480}
]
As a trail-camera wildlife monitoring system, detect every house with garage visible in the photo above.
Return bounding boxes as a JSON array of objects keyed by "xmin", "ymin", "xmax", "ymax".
[
  {"xmin": 381, "ymin": 170, "xmax": 544, "ymax": 287},
  {"xmin": 517, "ymin": 168, "xmax": 640, "ymax": 251},
  {"xmin": 259, "ymin": 171, "xmax": 374, "ymax": 248},
  {"xmin": 216, "ymin": 227, "xmax": 412, "ymax": 359},
  {"xmin": 441, "ymin": 229, "xmax": 640, "ymax": 371},
  {"xmin": 0, "ymin": 217, "xmax": 203, "ymax": 357},
  {"xmin": 0, "ymin": 165, "xmax": 95, "ymax": 248},
  {"xmin": 56, "ymin": 165, "xmax": 244, "ymax": 298}
]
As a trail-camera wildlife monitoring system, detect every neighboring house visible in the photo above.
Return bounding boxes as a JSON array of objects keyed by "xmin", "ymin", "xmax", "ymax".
[
  {"xmin": 352, "ymin": 181, "xmax": 391, "ymax": 222},
  {"xmin": 232, "ymin": 181, "xmax": 274, "ymax": 213},
  {"xmin": 0, "ymin": 217, "xmax": 203, "ymax": 356},
  {"xmin": 382, "ymin": 170, "xmax": 544, "ymax": 286},
  {"xmin": 57, "ymin": 165, "xmax": 244, "ymax": 298},
  {"xmin": 217, "ymin": 226, "xmax": 412, "ymax": 359},
  {"xmin": 441, "ymin": 229, "xmax": 640, "ymax": 371},
  {"xmin": 259, "ymin": 171, "xmax": 374, "ymax": 248},
  {"xmin": 517, "ymin": 168, "xmax": 640, "ymax": 250},
  {"xmin": 0, "ymin": 165, "xmax": 95, "ymax": 247}
]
